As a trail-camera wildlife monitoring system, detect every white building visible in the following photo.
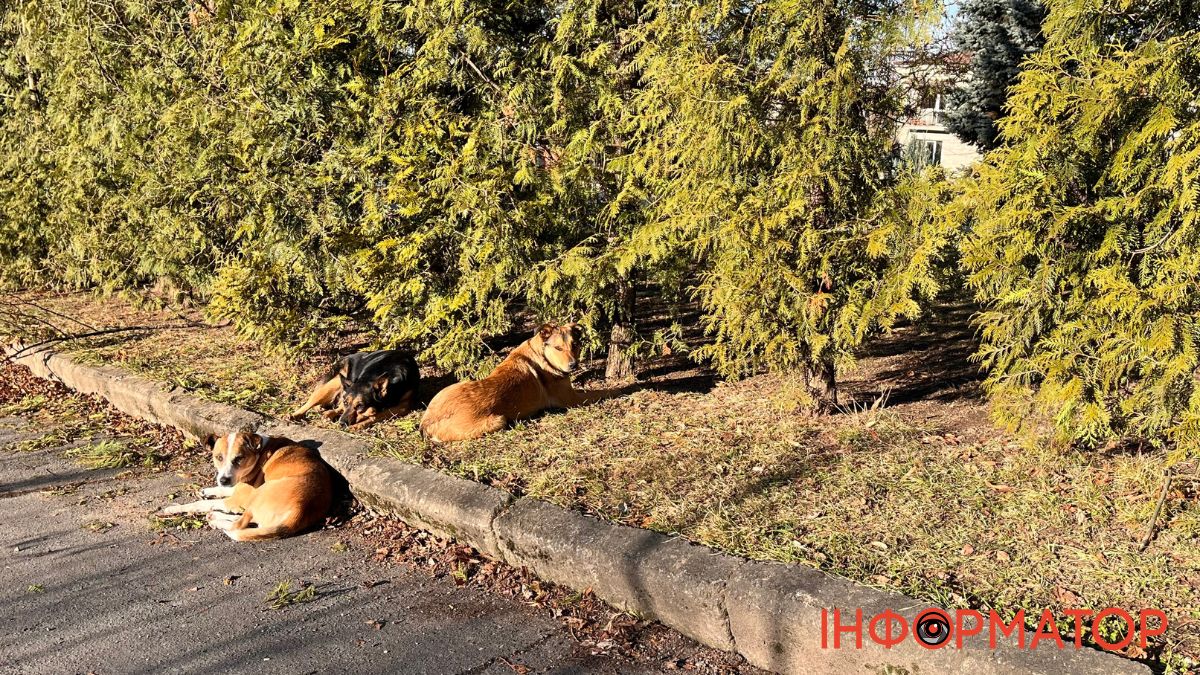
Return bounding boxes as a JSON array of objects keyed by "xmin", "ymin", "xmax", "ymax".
[{"xmin": 894, "ymin": 54, "xmax": 981, "ymax": 173}]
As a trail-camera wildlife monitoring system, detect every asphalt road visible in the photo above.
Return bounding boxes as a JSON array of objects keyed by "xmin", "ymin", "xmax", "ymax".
[{"xmin": 0, "ymin": 415, "xmax": 666, "ymax": 675}]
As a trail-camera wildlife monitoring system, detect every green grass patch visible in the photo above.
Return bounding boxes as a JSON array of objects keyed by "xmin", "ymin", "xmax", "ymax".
[
  {"xmin": 373, "ymin": 380, "xmax": 1200, "ymax": 663},
  {"xmin": 149, "ymin": 514, "xmax": 207, "ymax": 531},
  {"xmin": 12, "ymin": 428, "xmax": 72, "ymax": 453},
  {"xmin": 265, "ymin": 581, "xmax": 318, "ymax": 609},
  {"xmin": 62, "ymin": 437, "xmax": 166, "ymax": 469},
  {"xmin": 3, "ymin": 395, "xmax": 106, "ymax": 456},
  {"xmin": 0, "ymin": 394, "xmax": 48, "ymax": 417},
  {"xmin": 0, "ymin": 292, "xmax": 321, "ymax": 418},
  {"xmin": 67, "ymin": 440, "xmax": 137, "ymax": 469}
]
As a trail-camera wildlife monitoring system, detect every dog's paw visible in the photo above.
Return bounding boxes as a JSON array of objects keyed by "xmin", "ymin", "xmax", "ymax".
[
  {"xmin": 159, "ymin": 503, "xmax": 189, "ymax": 515},
  {"xmin": 200, "ymin": 487, "xmax": 233, "ymax": 498},
  {"xmin": 206, "ymin": 511, "xmax": 239, "ymax": 530}
]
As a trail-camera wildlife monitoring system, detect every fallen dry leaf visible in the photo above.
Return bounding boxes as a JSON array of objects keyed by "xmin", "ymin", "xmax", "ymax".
[{"xmin": 1055, "ymin": 586, "xmax": 1083, "ymax": 606}]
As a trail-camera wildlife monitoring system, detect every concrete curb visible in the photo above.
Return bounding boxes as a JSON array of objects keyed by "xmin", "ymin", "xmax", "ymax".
[
  {"xmin": 4, "ymin": 345, "xmax": 1150, "ymax": 675},
  {"xmin": 8, "ymin": 346, "xmax": 263, "ymax": 438}
]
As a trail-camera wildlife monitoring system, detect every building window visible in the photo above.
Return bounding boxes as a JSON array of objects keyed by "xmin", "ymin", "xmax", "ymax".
[
  {"xmin": 905, "ymin": 138, "xmax": 943, "ymax": 168},
  {"xmin": 922, "ymin": 139, "xmax": 943, "ymax": 165}
]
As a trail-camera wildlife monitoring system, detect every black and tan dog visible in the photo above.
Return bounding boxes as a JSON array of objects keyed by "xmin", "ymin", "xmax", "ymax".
[
  {"xmin": 289, "ymin": 350, "xmax": 420, "ymax": 430},
  {"xmin": 159, "ymin": 432, "xmax": 332, "ymax": 542},
  {"xmin": 420, "ymin": 322, "xmax": 601, "ymax": 442}
]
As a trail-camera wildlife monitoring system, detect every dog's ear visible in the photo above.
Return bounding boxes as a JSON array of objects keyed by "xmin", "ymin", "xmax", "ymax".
[
  {"xmin": 372, "ymin": 374, "xmax": 389, "ymax": 399},
  {"xmin": 567, "ymin": 322, "xmax": 582, "ymax": 341},
  {"xmin": 203, "ymin": 434, "xmax": 217, "ymax": 451},
  {"xmin": 537, "ymin": 323, "xmax": 557, "ymax": 340}
]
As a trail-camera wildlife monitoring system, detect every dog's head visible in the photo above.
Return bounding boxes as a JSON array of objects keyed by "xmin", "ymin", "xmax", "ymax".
[
  {"xmin": 338, "ymin": 375, "xmax": 388, "ymax": 427},
  {"xmin": 534, "ymin": 322, "xmax": 583, "ymax": 375},
  {"xmin": 204, "ymin": 432, "xmax": 268, "ymax": 487}
]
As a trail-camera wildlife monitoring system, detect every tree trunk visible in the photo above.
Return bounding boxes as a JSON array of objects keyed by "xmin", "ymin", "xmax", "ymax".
[
  {"xmin": 807, "ymin": 357, "xmax": 837, "ymax": 411},
  {"xmin": 605, "ymin": 277, "xmax": 636, "ymax": 381}
]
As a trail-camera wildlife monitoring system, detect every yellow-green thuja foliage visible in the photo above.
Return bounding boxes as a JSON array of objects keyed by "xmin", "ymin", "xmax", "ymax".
[
  {"xmin": 962, "ymin": 0, "xmax": 1200, "ymax": 453},
  {"xmin": 603, "ymin": 0, "xmax": 941, "ymax": 401},
  {"xmin": 1, "ymin": 0, "xmax": 383, "ymax": 344},
  {"xmin": 521, "ymin": 0, "xmax": 699, "ymax": 379},
  {"xmin": 0, "ymin": 0, "xmax": 567, "ymax": 368},
  {"xmin": 326, "ymin": 0, "xmax": 566, "ymax": 373},
  {"xmin": 1, "ymin": 0, "xmax": 950, "ymax": 391},
  {"xmin": 1, "ymin": 0, "xmax": 222, "ymax": 292},
  {"xmin": 505, "ymin": 0, "xmax": 952, "ymax": 396}
]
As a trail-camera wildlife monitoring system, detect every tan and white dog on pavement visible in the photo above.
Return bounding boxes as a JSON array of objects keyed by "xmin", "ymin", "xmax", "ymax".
[{"xmin": 159, "ymin": 431, "xmax": 332, "ymax": 542}]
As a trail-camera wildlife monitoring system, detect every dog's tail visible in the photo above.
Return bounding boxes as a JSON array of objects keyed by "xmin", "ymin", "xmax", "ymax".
[
  {"xmin": 225, "ymin": 526, "xmax": 294, "ymax": 542},
  {"xmin": 222, "ymin": 511, "xmax": 298, "ymax": 542}
]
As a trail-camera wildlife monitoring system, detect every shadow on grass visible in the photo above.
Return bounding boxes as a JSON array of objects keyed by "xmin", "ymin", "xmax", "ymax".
[{"xmin": 842, "ymin": 298, "xmax": 984, "ymax": 409}]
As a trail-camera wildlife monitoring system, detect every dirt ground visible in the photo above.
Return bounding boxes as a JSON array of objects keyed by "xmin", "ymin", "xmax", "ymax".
[{"xmin": 2, "ymin": 289, "xmax": 1196, "ymax": 672}]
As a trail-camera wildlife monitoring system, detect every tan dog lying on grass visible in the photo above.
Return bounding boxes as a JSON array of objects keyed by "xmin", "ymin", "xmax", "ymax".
[
  {"xmin": 420, "ymin": 322, "xmax": 604, "ymax": 442},
  {"xmin": 159, "ymin": 432, "xmax": 332, "ymax": 541}
]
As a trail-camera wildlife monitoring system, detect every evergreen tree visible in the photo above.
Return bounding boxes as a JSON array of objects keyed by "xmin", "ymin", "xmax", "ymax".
[
  {"xmin": 522, "ymin": 0, "xmax": 654, "ymax": 382},
  {"xmin": 0, "ymin": 6, "xmax": 51, "ymax": 285},
  {"xmin": 943, "ymin": 0, "xmax": 1046, "ymax": 150},
  {"xmin": 328, "ymin": 0, "xmax": 565, "ymax": 374},
  {"xmin": 962, "ymin": 0, "xmax": 1200, "ymax": 453},
  {"xmin": 607, "ymin": 0, "xmax": 932, "ymax": 405}
]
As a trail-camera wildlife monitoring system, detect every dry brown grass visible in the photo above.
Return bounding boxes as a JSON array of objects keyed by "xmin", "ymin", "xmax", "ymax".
[
  {"xmin": 370, "ymin": 380, "xmax": 1198, "ymax": 664},
  {"xmin": 2, "ymin": 289, "xmax": 326, "ymax": 416}
]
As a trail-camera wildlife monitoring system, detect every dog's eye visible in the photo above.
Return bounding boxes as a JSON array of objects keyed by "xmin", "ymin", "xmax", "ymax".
[
  {"xmin": 555, "ymin": 346, "xmax": 564, "ymax": 351},
  {"xmin": 231, "ymin": 456, "xmax": 241, "ymax": 466}
]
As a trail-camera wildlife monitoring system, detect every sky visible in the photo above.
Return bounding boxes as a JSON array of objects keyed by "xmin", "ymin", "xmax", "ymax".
[{"xmin": 936, "ymin": 1, "xmax": 962, "ymax": 41}]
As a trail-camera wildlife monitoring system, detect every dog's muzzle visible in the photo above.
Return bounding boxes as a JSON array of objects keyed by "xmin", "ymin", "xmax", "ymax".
[{"xmin": 217, "ymin": 473, "xmax": 233, "ymax": 487}]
